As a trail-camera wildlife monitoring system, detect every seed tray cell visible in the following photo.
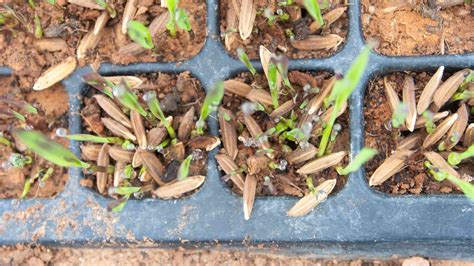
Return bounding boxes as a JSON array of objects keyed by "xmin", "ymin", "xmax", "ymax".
[{"xmin": 0, "ymin": 0, "xmax": 473, "ymax": 259}]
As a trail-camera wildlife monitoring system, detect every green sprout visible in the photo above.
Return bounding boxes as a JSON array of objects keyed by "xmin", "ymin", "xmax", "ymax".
[
  {"xmin": 448, "ymin": 145, "xmax": 474, "ymax": 166},
  {"xmin": 451, "ymin": 90, "xmax": 474, "ymax": 102},
  {"xmin": 0, "ymin": 134, "xmax": 11, "ymax": 146},
  {"xmin": 127, "ymin": 20, "xmax": 154, "ymax": 50},
  {"xmin": 196, "ymin": 81, "xmax": 225, "ymax": 135},
  {"xmin": 34, "ymin": 14, "xmax": 42, "ymax": 38},
  {"xmin": 237, "ymin": 48, "xmax": 256, "ymax": 75},
  {"xmin": 8, "ymin": 153, "xmax": 32, "ymax": 168},
  {"xmin": 306, "ymin": 177, "xmax": 316, "ymax": 194},
  {"xmin": 47, "ymin": 0, "xmax": 56, "ymax": 4},
  {"xmin": 165, "ymin": 0, "xmax": 191, "ymax": 38},
  {"xmin": 319, "ymin": 46, "xmax": 370, "ymax": 157},
  {"xmin": 82, "ymin": 73, "xmax": 114, "ymax": 98},
  {"xmin": 422, "ymin": 110, "xmax": 436, "ymax": 134},
  {"xmin": 21, "ymin": 167, "xmax": 53, "ymax": 199},
  {"xmin": 391, "ymin": 102, "xmax": 408, "ymax": 129},
  {"xmin": 270, "ymin": 55, "xmax": 293, "ymax": 91},
  {"xmin": 143, "ymin": 91, "xmax": 176, "ymax": 140},
  {"xmin": 336, "ymin": 148, "xmax": 378, "ymax": 176},
  {"xmin": 108, "ymin": 186, "xmax": 141, "ymax": 212},
  {"xmin": 425, "ymin": 161, "xmax": 474, "ymax": 200},
  {"xmin": 304, "ymin": 0, "xmax": 324, "ymax": 27},
  {"xmin": 278, "ymin": 0, "xmax": 294, "ymax": 6},
  {"xmin": 28, "ymin": 0, "xmax": 36, "ymax": 9},
  {"xmin": 62, "ymin": 134, "xmax": 124, "ymax": 145},
  {"xmin": 268, "ymin": 62, "xmax": 279, "ymax": 108},
  {"xmin": 112, "ymin": 79, "xmax": 148, "ymax": 117},
  {"xmin": 95, "ymin": 0, "xmax": 116, "ymax": 18},
  {"xmin": 177, "ymin": 154, "xmax": 192, "ymax": 180}
]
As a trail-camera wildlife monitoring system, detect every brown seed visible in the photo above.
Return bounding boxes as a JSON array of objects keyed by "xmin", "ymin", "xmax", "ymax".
[
  {"xmin": 149, "ymin": 12, "xmax": 169, "ymax": 36},
  {"xmin": 270, "ymin": 100, "xmax": 295, "ymax": 118},
  {"xmin": 96, "ymin": 143, "xmax": 110, "ymax": 194},
  {"xmin": 247, "ymin": 155, "xmax": 269, "ymax": 175},
  {"xmin": 153, "ymin": 175, "xmax": 205, "ymax": 199},
  {"xmin": 239, "ymin": 0, "xmax": 256, "ymax": 40},
  {"xmin": 132, "ymin": 150, "xmax": 143, "ymax": 168},
  {"xmin": 122, "ymin": 0, "xmax": 137, "ymax": 34},
  {"xmin": 140, "ymin": 152, "xmax": 165, "ymax": 185},
  {"xmin": 243, "ymin": 174, "xmax": 257, "ymax": 220},
  {"xmin": 297, "ymin": 151, "xmax": 346, "ymax": 175},
  {"xmin": 167, "ymin": 142, "xmax": 185, "ymax": 161},
  {"xmin": 93, "ymin": 11, "xmax": 109, "ymax": 35},
  {"xmin": 307, "ymin": 76, "xmax": 336, "ymax": 115},
  {"xmin": 77, "ymin": 30, "xmax": 101, "ymax": 59},
  {"xmin": 291, "ymin": 34, "xmax": 343, "ymax": 51},
  {"xmin": 286, "ymin": 144, "xmax": 318, "ymax": 165},
  {"xmin": 118, "ymin": 42, "xmax": 145, "ymax": 56},
  {"xmin": 422, "ymin": 113, "xmax": 458, "ymax": 149},
  {"xmin": 259, "ymin": 45, "xmax": 282, "ymax": 88},
  {"xmin": 101, "ymin": 117, "xmax": 137, "ymax": 141},
  {"xmin": 147, "ymin": 127, "xmax": 168, "ymax": 148},
  {"xmin": 383, "ymin": 76, "xmax": 400, "ymax": 113},
  {"xmin": 243, "ymin": 115, "xmax": 273, "ymax": 158},
  {"xmin": 33, "ymin": 57, "xmax": 77, "ymax": 90},
  {"xmin": 81, "ymin": 145, "xmax": 101, "ymax": 161},
  {"xmin": 400, "ymin": 111, "xmax": 449, "ymax": 131},
  {"xmin": 287, "ymin": 179, "xmax": 336, "ymax": 217},
  {"xmin": 113, "ymin": 161, "xmax": 126, "ymax": 187},
  {"xmin": 417, "ymin": 66, "xmax": 444, "ymax": 115},
  {"xmin": 444, "ymin": 104, "xmax": 468, "ymax": 150},
  {"xmin": 178, "ymin": 107, "xmax": 195, "ymax": 141},
  {"xmin": 397, "ymin": 133, "xmax": 422, "ymax": 150},
  {"xmin": 246, "ymin": 89, "xmax": 274, "ymax": 106},
  {"xmin": 225, "ymin": 4, "xmax": 239, "ymax": 50},
  {"xmin": 403, "ymin": 76, "xmax": 417, "ymax": 132},
  {"xmin": 424, "ymin": 151, "xmax": 460, "ymax": 178},
  {"xmin": 108, "ymin": 146, "xmax": 133, "ymax": 163},
  {"xmin": 369, "ymin": 149, "xmax": 415, "ymax": 186},
  {"xmin": 433, "ymin": 69, "xmax": 470, "ymax": 110},
  {"xmin": 104, "ymin": 76, "xmax": 143, "ymax": 88},
  {"xmin": 138, "ymin": 169, "xmax": 152, "ymax": 183},
  {"xmin": 224, "ymin": 80, "xmax": 252, "ymax": 97},
  {"xmin": 131, "ymin": 110, "xmax": 147, "ymax": 149},
  {"xmin": 68, "ymin": 0, "xmax": 104, "ymax": 9},
  {"xmin": 34, "ymin": 38, "xmax": 67, "ymax": 52},
  {"xmin": 463, "ymin": 124, "xmax": 474, "ymax": 147},
  {"xmin": 219, "ymin": 107, "xmax": 238, "ymax": 160},
  {"xmin": 187, "ymin": 136, "xmax": 221, "ymax": 152},
  {"xmin": 94, "ymin": 95, "xmax": 132, "ymax": 128},
  {"xmin": 435, "ymin": 0, "xmax": 465, "ymax": 9},
  {"xmin": 215, "ymin": 153, "xmax": 245, "ymax": 190},
  {"xmin": 309, "ymin": 7, "xmax": 346, "ymax": 33}
]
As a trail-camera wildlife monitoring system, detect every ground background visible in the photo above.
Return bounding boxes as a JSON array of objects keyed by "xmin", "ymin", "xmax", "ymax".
[{"xmin": 0, "ymin": 246, "xmax": 473, "ymax": 265}]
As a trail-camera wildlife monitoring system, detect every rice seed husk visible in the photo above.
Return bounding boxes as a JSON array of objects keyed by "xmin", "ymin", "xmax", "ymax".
[
  {"xmin": 397, "ymin": 133, "xmax": 421, "ymax": 150},
  {"xmin": 424, "ymin": 151, "xmax": 460, "ymax": 178},
  {"xmin": 102, "ymin": 117, "xmax": 137, "ymax": 141},
  {"xmin": 435, "ymin": 0, "xmax": 465, "ymax": 9},
  {"xmin": 246, "ymin": 89, "xmax": 274, "ymax": 106},
  {"xmin": 308, "ymin": 76, "xmax": 336, "ymax": 115},
  {"xmin": 239, "ymin": 0, "xmax": 256, "ymax": 40},
  {"xmin": 132, "ymin": 150, "xmax": 143, "ymax": 168},
  {"xmin": 153, "ymin": 175, "xmax": 205, "ymax": 198},
  {"xmin": 243, "ymin": 114, "xmax": 273, "ymax": 158},
  {"xmin": 139, "ymin": 169, "xmax": 152, "ymax": 183},
  {"xmin": 68, "ymin": 0, "xmax": 104, "ymax": 9},
  {"xmin": 259, "ymin": 46, "xmax": 282, "ymax": 88},
  {"xmin": 219, "ymin": 107, "xmax": 238, "ymax": 160},
  {"xmin": 94, "ymin": 94, "xmax": 132, "ymax": 128},
  {"xmin": 187, "ymin": 136, "xmax": 221, "ymax": 152},
  {"xmin": 313, "ymin": 101, "xmax": 347, "ymax": 133},
  {"xmin": 422, "ymin": 113, "xmax": 458, "ymax": 149},
  {"xmin": 297, "ymin": 151, "xmax": 346, "ymax": 175},
  {"xmin": 231, "ymin": 0, "xmax": 241, "ymax": 14},
  {"xmin": 445, "ymin": 104, "xmax": 468, "ymax": 150},
  {"xmin": 122, "ymin": 0, "xmax": 137, "ymax": 34},
  {"xmin": 81, "ymin": 144, "xmax": 101, "ymax": 161},
  {"xmin": 247, "ymin": 155, "xmax": 269, "ymax": 175},
  {"xmin": 93, "ymin": 12, "xmax": 109, "ymax": 35},
  {"xmin": 34, "ymin": 38, "xmax": 67, "ymax": 52},
  {"xmin": 33, "ymin": 57, "xmax": 76, "ymax": 90},
  {"xmin": 225, "ymin": 4, "xmax": 239, "ymax": 50},
  {"xmin": 131, "ymin": 110, "xmax": 147, "ymax": 149},
  {"xmin": 403, "ymin": 76, "xmax": 417, "ymax": 132},
  {"xmin": 147, "ymin": 127, "xmax": 167, "ymax": 148},
  {"xmin": 433, "ymin": 69, "xmax": 470, "ymax": 110},
  {"xmin": 178, "ymin": 107, "xmax": 195, "ymax": 141},
  {"xmin": 140, "ymin": 151, "xmax": 165, "ymax": 185},
  {"xmin": 215, "ymin": 153, "xmax": 245, "ymax": 190},
  {"xmin": 400, "ymin": 111, "xmax": 449, "ymax": 131},
  {"xmin": 167, "ymin": 142, "xmax": 185, "ymax": 161},
  {"xmin": 417, "ymin": 66, "xmax": 444, "ymax": 115},
  {"xmin": 383, "ymin": 76, "xmax": 400, "ymax": 113},
  {"xmin": 96, "ymin": 143, "xmax": 110, "ymax": 194},
  {"xmin": 270, "ymin": 100, "xmax": 295, "ymax": 118},
  {"xmin": 77, "ymin": 30, "xmax": 101, "ymax": 59},
  {"xmin": 149, "ymin": 12, "xmax": 170, "ymax": 36},
  {"xmin": 108, "ymin": 146, "xmax": 133, "ymax": 163},
  {"xmin": 113, "ymin": 160, "xmax": 126, "ymax": 187},
  {"xmin": 286, "ymin": 144, "xmax": 318, "ymax": 165},
  {"xmin": 243, "ymin": 174, "xmax": 257, "ymax": 220},
  {"xmin": 105, "ymin": 76, "xmax": 143, "ymax": 88},
  {"xmin": 369, "ymin": 149, "xmax": 415, "ymax": 186},
  {"xmin": 291, "ymin": 34, "xmax": 343, "ymax": 51},
  {"xmin": 309, "ymin": 7, "xmax": 346, "ymax": 33},
  {"xmin": 463, "ymin": 124, "xmax": 474, "ymax": 147},
  {"xmin": 224, "ymin": 80, "xmax": 252, "ymax": 97},
  {"xmin": 287, "ymin": 179, "xmax": 336, "ymax": 217}
]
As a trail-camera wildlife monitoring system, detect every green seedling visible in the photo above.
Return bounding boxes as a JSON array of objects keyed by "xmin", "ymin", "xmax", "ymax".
[
  {"xmin": 448, "ymin": 145, "xmax": 474, "ymax": 166},
  {"xmin": 7, "ymin": 153, "xmax": 32, "ymax": 168},
  {"xmin": 336, "ymin": 148, "xmax": 378, "ymax": 176},
  {"xmin": 196, "ymin": 81, "xmax": 225, "ymax": 135},
  {"xmin": 62, "ymin": 134, "xmax": 124, "ymax": 145},
  {"xmin": 319, "ymin": 46, "xmax": 370, "ymax": 157},
  {"xmin": 263, "ymin": 176, "xmax": 276, "ymax": 194},
  {"xmin": 177, "ymin": 155, "xmax": 192, "ymax": 180},
  {"xmin": 82, "ymin": 73, "xmax": 114, "ymax": 98},
  {"xmin": 47, "ymin": 0, "xmax": 56, "ymax": 4},
  {"xmin": 422, "ymin": 110, "xmax": 436, "ymax": 134},
  {"xmin": 156, "ymin": 138, "xmax": 171, "ymax": 153},
  {"xmin": 451, "ymin": 90, "xmax": 474, "ymax": 102},
  {"xmin": 127, "ymin": 20, "xmax": 154, "ymax": 49},
  {"xmin": 391, "ymin": 102, "xmax": 408, "ymax": 129},
  {"xmin": 108, "ymin": 186, "xmax": 141, "ymax": 212},
  {"xmin": 306, "ymin": 177, "xmax": 316, "ymax": 194},
  {"xmin": 425, "ymin": 161, "xmax": 474, "ymax": 200},
  {"xmin": 143, "ymin": 91, "xmax": 176, "ymax": 140},
  {"xmin": 28, "ymin": 0, "xmax": 36, "ymax": 9},
  {"xmin": 34, "ymin": 14, "xmax": 42, "ymax": 38},
  {"xmin": 268, "ymin": 62, "xmax": 279, "ymax": 108},
  {"xmin": 0, "ymin": 134, "xmax": 11, "ymax": 146},
  {"xmin": 304, "ymin": 0, "xmax": 324, "ymax": 27},
  {"xmin": 165, "ymin": 0, "xmax": 191, "ymax": 38},
  {"xmin": 21, "ymin": 167, "xmax": 53, "ymax": 199},
  {"xmin": 95, "ymin": 0, "xmax": 116, "ymax": 18},
  {"xmin": 113, "ymin": 79, "xmax": 147, "ymax": 117},
  {"xmin": 237, "ymin": 48, "xmax": 256, "ymax": 76},
  {"xmin": 278, "ymin": 0, "xmax": 294, "ymax": 6},
  {"xmin": 270, "ymin": 55, "xmax": 293, "ymax": 91}
]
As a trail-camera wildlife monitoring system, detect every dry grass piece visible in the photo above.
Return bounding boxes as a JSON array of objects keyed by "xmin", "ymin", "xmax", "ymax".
[
  {"xmin": 96, "ymin": 143, "xmax": 110, "ymax": 194},
  {"xmin": 153, "ymin": 175, "xmax": 206, "ymax": 199},
  {"xmin": 219, "ymin": 107, "xmax": 238, "ymax": 160},
  {"xmin": 215, "ymin": 154, "xmax": 245, "ymax": 190},
  {"xmin": 369, "ymin": 149, "xmax": 415, "ymax": 186},
  {"xmin": 291, "ymin": 34, "xmax": 343, "ymax": 51},
  {"xmin": 239, "ymin": 0, "xmax": 256, "ymax": 40},
  {"xmin": 424, "ymin": 152, "xmax": 460, "ymax": 178},
  {"xmin": 287, "ymin": 179, "xmax": 336, "ymax": 217},
  {"xmin": 297, "ymin": 151, "xmax": 346, "ymax": 175},
  {"xmin": 243, "ymin": 174, "xmax": 257, "ymax": 220},
  {"xmin": 33, "ymin": 57, "xmax": 77, "ymax": 90},
  {"xmin": 417, "ymin": 66, "xmax": 444, "ymax": 115},
  {"xmin": 403, "ymin": 76, "xmax": 417, "ymax": 132},
  {"xmin": 94, "ymin": 94, "xmax": 132, "ymax": 128},
  {"xmin": 422, "ymin": 113, "xmax": 458, "ymax": 148}
]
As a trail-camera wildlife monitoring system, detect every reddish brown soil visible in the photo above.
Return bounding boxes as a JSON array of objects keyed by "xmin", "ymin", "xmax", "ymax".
[
  {"xmin": 220, "ymin": 71, "xmax": 349, "ymax": 197},
  {"xmin": 0, "ymin": 76, "xmax": 69, "ymax": 198},
  {"xmin": 80, "ymin": 72, "xmax": 208, "ymax": 199},
  {"xmin": 0, "ymin": 0, "xmax": 206, "ymax": 89},
  {"xmin": 220, "ymin": 0, "xmax": 348, "ymax": 59},
  {"xmin": 361, "ymin": 1, "xmax": 474, "ymax": 56},
  {"xmin": 364, "ymin": 72, "xmax": 473, "ymax": 195}
]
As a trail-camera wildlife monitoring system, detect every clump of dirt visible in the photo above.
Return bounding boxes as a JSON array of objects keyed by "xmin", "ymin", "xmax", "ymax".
[
  {"xmin": 220, "ymin": 0, "xmax": 348, "ymax": 59},
  {"xmin": 361, "ymin": 1, "xmax": 474, "ymax": 56},
  {"xmin": 219, "ymin": 71, "xmax": 349, "ymax": 197},
  {"xmin": 0, "ymin": 76, "xmax": 69, "ymax": 199},
  {"xmin": 0, "ymin": 0, "xmax": 206, "ymax": 89},
  {"xmin": 364, "ymin": 71, "xmax": 473, "ymax": 195}
]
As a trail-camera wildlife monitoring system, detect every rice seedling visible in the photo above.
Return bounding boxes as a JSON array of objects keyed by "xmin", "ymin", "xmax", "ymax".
[
  {"xmin": 127, "ymin": 20, "xmax": 154, "ymax": 49},
  {"xmin": 165, "ymin": 0, "xmax": 191, "ymax": 38}
]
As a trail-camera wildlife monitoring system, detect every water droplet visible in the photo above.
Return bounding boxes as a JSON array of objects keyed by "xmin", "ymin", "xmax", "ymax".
[
  {"xmin": 142, "ymin": 91, "xmax": 155, "ymax": 102},
  {"xmin": 241, "ymin": 102, "xmax": 257, "ymax": 115},
  {"xmin": 192, "ymin": 149, "xmax": 204, "ymax": 160},
  {"xmin": 113, "ymin": 85, "xmax": 125, "ymax": 97},
  {"xmin": 333, "ymin": 123, "xmax": 342, "ymax": 132},
  {"xmin": 38, "ymin": 180, "xmax": 45, "ymax": 188},
  {"xmin": 316, "ymin": 190, "xmax": 328, "ymax": 202},
  {"xmin": 133, "ymin": 191, "xmax": 144, "ymax": 199},
  {"xmin": 303, "ymin": 84, "xmax": 311, "ymax": 92},
  {"xmin": 55, "ymin": 128, "xmax": 67, "ymax": 137}
]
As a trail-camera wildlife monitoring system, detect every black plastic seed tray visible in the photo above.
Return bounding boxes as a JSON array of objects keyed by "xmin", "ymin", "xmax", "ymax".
[{"xmin": 0, "ymin": 0, "xmax": 473, "ymax": 260}]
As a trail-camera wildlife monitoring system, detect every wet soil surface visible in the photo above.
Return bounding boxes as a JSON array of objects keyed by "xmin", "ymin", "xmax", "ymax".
[
  {"xmin": 0, "ymin": 76, "xmax": 69, "ymax": 198},
  {"xmin": 0, "ymin": 0, "xmax": 206, "ymax": 89},
  {"xmin": 361, "ymin": 1, "xmax": 474, "ymax": 56},
  {"xmin": 80, "ymin": 72, "xmax": 208, "ymax": 199},
  {"xmin": 364, "ymin": 72, "xmax": 473, "ymax": 195},
  {"xmin": 220, "ymin": 71, "xmax": 349, "ymax": 197},
  {"xmin": 220, "ymin": 0, "xmax": 348, "ymax": 59}
]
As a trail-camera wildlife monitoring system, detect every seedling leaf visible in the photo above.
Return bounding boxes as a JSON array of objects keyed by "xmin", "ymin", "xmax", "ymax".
[
  {"xmin": 196, "ymin": 81, "xmax": 225, "ymax": 135},
  {"xmin": 304, "ymin": 0, "xmax": 324, "ymax": 26},
  {"xmin": 176, "ymin": 8, "xmax": 191, "ymax": 31},
  {"xmin": 237, "ymin": 48, "xmax": 256, "ymax": 75},
  {"xmin": 268, "ymin": 62, "xmax": 279, "ymax": 108},
  {"xmin": 177, "ymin": 155, "xmax": 192, "ymax": 180},
  {"xmin": 113, "ymin": 79, "xmax": 148, "ymax": 117},
  {"xmin": 127, "ymin": 20, "xmax": 154, "ymax": 49},
  {"xmin": 336, "ymin": 148, "xmax": 378, "ymax": 175}
]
